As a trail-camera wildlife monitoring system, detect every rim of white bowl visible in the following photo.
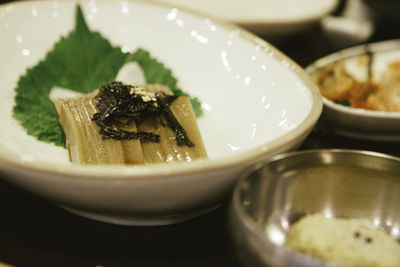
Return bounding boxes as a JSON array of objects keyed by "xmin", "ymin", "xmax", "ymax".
[
  {"xmin": 0, "ymin": 0, "xmax": 323, "ymax": 180},
  {"xmin": 163, "ymin": 0, "xmax": 339, "ymax": 26},
  {"xmin": 323, "ymin": 97, "xmax": 400, "ymax": 119},
  {"xmin": 306, "ymin": 39, "xmax": 400, "ymax": 119}
]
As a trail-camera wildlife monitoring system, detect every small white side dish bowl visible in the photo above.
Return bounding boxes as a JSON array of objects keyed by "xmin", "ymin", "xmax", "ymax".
[
  {"xmin": 153, "ymin": 0, "xmax": 339, "ymax": 39},
  {"xmin": 306, "ymin": 39, "xmax": 400, "ymax": 141},
  {"xmin": 0, "ymin": 0, "xmax": 321, "ymax": 225}
]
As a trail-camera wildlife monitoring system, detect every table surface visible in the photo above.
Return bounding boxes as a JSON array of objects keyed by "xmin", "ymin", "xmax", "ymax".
[{"xmin": 1, "ymin": 1, "xmax": 400, "ymax": 266}]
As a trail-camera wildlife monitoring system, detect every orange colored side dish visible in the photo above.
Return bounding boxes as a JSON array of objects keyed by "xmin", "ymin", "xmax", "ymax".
[{"xmin": 315, "ymin": 59, "xmax": 400, "ymax": 112}]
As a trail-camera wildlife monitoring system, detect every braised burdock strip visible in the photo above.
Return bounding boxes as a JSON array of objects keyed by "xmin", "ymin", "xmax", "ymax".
[{"xmin": 53, "ymin": 82, "xmax": 207, "ymax": 165}]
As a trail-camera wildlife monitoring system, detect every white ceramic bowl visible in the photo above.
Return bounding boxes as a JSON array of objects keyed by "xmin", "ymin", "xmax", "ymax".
[
  {"xmin": 306, "ymin": 39, "xmax": 400, "ymax": 141},
  {"xmin": 0, "ymin": 0, "xmax": 321, "ymax": 225},
  {"xmin": 153, "ymin": 0, "xmax": 339, "ymax": 39}
]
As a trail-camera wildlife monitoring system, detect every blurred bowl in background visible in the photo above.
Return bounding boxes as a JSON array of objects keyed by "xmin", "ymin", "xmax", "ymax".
[
  {"xmin": 154, "ymin": 0, "xmax": 339, "ymax": 39},
  {"xmin": 229, "ymin": 149, "xmax": 400, "ymax": 266}
]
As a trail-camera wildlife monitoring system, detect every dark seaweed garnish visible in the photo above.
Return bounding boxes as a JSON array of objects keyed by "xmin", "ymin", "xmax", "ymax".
[{"xmin": 92, "ymin": 82, "xmax": 194, "ymax": 146}]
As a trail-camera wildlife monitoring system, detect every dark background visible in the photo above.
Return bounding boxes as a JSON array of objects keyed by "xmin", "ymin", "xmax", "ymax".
[{"xmin": 1, "ymin": 1, "xmax": 400, "ymax": 266}]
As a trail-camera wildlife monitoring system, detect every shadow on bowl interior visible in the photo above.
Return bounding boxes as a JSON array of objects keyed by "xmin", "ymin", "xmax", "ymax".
[{"xmin": 229, "ymin": 149, "xmax": 400, "ymax": 267}]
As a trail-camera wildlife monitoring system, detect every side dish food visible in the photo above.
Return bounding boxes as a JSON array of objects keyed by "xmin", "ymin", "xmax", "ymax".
[
  {"xmin": 54, "ymin": 82, "xmax": 207, "ymax": 165},
  {"xmin": 286, "ymin": 213, "xmax": 400, "ymax": 266},
  {"xmin": 315, "ymin": 57, "xmax": 400, "ymax": 112}
]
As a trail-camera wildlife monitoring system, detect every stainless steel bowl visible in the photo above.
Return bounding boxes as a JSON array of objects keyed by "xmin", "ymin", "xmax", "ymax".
[{"xmin": 229, "ymin": 149, "xmax": 400, "ymax": 267}]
